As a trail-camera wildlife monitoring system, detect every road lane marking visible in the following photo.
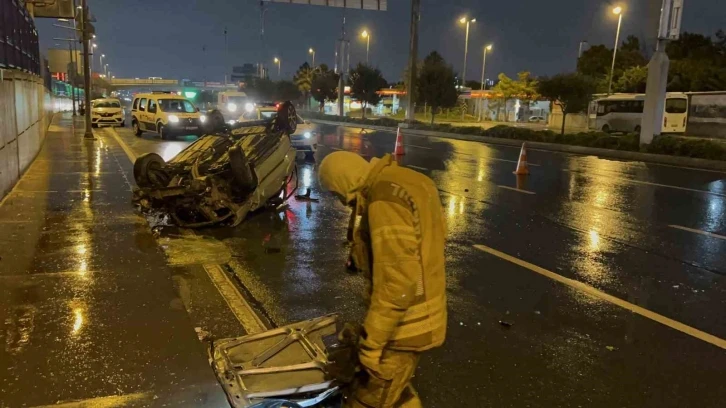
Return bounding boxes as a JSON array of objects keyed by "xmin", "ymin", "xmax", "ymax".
[
  {"xmin": 108, "ymin": 127, "xmax": 138, "ymax": 161},
  {"xmin": 405, "ymin": 144, "xmax": 433, "ymax": 150},
  {"xmin": 497, "ymin": 185, "xmax": 536, "ymax": 195},
  {"xmin": 108, "ymin": 126, "xmax": 268, "ymax": 334},
  {"xmin": 669, "ymin": 225, "xmax": 726, "ymax": 241},
  {"xmin": 563, "ymin": 169, "xmax": 726, "ymax": 198},
  {"xmin": 407, "ymin": 165, "xmax": 428, "ymax": 171},
  {"xmin": 203, "ymin": 264, "xmax": 267, "ymax": 334},
  {"xmin": 452, "ymin": 151, "xmax": 541, "ymax": 166},
  {"xmin": 473, "ymin": 244, "xmax": 726, "ymax": 350}
]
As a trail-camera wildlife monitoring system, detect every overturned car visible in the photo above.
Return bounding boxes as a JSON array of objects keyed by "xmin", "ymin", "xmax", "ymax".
[{"xmin": 132, "ymin": 102, "xmax": 299, "ymax": 228}]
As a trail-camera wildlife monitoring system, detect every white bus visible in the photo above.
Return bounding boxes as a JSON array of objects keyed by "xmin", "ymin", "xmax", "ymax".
[{"xmin": 589, "ymin": 93, "xmax": 688, "ymax": 134}]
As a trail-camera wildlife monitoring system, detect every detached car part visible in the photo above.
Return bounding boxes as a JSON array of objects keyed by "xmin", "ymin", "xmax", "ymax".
[{"xmin": 132, "ymin": 101, "xmax": 299, "ymax": 228}]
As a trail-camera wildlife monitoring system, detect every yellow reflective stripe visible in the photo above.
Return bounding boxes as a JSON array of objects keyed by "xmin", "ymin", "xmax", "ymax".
[
  {"xmin": 400, "ymin": 295, "xmax": 446, "ymax": 323},
  {"xmin": 364, "ymin": 310, "xmax": 399, "ymax": 335},
  {"xmin": 371, "ymin": 225, "xmax": 416, "ymax": 238},
  {"xmin": 391, "ymin": 312, "xmax": 446, "ymax": 340}
]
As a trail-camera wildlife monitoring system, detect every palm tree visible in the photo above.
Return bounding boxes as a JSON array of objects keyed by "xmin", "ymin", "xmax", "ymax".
[{"xmin": 293, "ymin": 62, "xmax": 314, "ymax": 110}]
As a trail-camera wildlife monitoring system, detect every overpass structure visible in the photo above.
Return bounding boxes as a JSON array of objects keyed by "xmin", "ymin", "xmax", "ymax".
[{"xmin": 110, "ymin": 78, "xmax": 179, "ymax": 87}]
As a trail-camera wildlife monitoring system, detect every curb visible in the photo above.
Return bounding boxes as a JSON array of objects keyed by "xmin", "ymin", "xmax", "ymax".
[{"xmin": 311, "ymin": 119, "xmax": 726, "ymax": 172}]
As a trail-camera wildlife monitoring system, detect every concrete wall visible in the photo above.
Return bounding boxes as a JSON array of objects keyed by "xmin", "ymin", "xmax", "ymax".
[
  {"xmin": 1, "ymin": 70, "xmax": 70, "ymax": 199},
  {"xmin": 547, "ymin": 104, "xmax": 589, "ymax": 132}
]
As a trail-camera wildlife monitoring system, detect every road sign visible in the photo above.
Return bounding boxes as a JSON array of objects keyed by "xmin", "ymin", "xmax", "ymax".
[
  {"xmin": 658, "ymin": 0, "xmax": 684, "ymax": 40},
  {"xmin": 30, "ymin": 0, "xmax": 76, "ymax": 18},
  {"xmin": 262, "ymin": 0, "xmax": 387, "ymax": 10}
]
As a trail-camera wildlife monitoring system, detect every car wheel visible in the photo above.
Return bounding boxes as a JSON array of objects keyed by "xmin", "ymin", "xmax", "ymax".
[
  {"xmin": 133, "ymin": 152, "xmax": 170, "ymax": 188},
  {"xmin": 159, "ymin": 124, "xmax": 170, "ymax": 140},
  {"xmin": 634, "ymin": 125, "xmax": 641, "ymax": 134},
  {"xmin": 601, "ymin": 124, "xmax": 611, "ymax": 133},
  {"xmin": 132, "ymin": 120, "xmax": 143, "ymax": 136}
]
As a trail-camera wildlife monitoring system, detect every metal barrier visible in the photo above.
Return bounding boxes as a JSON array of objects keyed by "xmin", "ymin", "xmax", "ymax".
[{"xmin": 0, "ymin": 0, "xmax": 40, "ymax": 75}]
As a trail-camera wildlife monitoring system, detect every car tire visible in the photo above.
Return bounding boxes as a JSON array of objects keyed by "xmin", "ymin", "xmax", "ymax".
[
  {"xmin": 601, "ymin": 124, "xmax": 611, "ymax": 133},
  {"xmin": 132, "ymin": 120, "xmax": 143, "ymax": 136},
  {"xmin": 133, "ymin": 153, "xmax": 169, "ymax": 188},
  {"xmin": 159, "ymin": 124, "xmax": 170, "ymax": 140}
]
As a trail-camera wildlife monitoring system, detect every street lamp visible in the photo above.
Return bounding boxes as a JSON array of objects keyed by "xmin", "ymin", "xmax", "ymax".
[
  {"xmin": 478, "ymin": 44, "xmax": 493, "ymax": 121},
  {"xmin": 458, "ymin": 17, "xmax": 476, "ymax": 86},
  {"xmin": 99, "ymin": 54, "xmax": 105, "ymax": 74},
  {"xmin": 361, "ymin": 30, "xmax": 370, "ymax": 64},
  {"xmin": 608, "ymin": 6, "xmax": 624, "ymax": 94},
  {"xmin": 104, "ymin": 63, "xmax": 108, "ymax": 78},
  {"xmin": 309, "ymin": 48, "xmax": 315, "ymax": 67},
  {"xmin": 274, "ymin": 57, "xmax": 281, "ymax": 78}
]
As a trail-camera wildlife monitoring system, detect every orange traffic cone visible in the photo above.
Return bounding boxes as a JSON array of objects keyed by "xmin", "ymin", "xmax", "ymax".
[
  {"xmin": 394, "ymin": 127, "xmax": 405, "ymax": 156},
  {"xmin": 513, "ymin": 143, "xmax": 530, "ymax": 175}
]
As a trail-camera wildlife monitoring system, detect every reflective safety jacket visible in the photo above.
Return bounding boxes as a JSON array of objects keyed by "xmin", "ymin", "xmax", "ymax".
[{"xmin": 352, "ymin": 155, "xmax": 447, "ymax": 363}]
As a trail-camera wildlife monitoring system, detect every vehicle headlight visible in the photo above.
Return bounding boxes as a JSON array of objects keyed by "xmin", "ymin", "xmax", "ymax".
[
  {"xmin": 168, "ymin": 115, "xmax": 179, "ymax": 123},
  {"xmin": 227, "ymin": 120, "xmax": 236, "ymax": 125},
  {"xmin": 304, "ymin": 131, "xmax": 312, "ymax": 139},
  {"xmin": 227, "ymin": 103, "xmax": 237, "ymax": 112},
  {"xmin": 245, "ymin": 102, "xmax": 255, "ymax": 113},
  {"xmin": 200, "ymin": 115, "xmax": 207, "ymax": 123}
]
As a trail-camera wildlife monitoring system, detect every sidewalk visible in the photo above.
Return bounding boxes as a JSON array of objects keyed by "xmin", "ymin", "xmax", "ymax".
[{"xmin": 0, "ymin": 114, "xmax": 227, "ymax": 407}]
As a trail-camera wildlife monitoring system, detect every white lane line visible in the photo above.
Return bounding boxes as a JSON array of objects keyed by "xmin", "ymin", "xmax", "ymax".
[
  {"xmin": 644, "ymin": 161, "xmax": 726, "ymax": 175},
  {"xmin": 108, "ymin": 127, "xmax": 138, "ymax": 161},
  {"xmin": 109, "ymin": 126, "xmax": 268, "ymax": 334},
  {"xmin": 203, "ymin": 264, "xmax": 267, "ymax": 334},
  {"xmin": 453, "ymin": 151, "xmax": 541, "ymax": 166},
  {"xmin": 408, "ymin": 165, "xmax": 429, "ymax": 171},
  {"xmin": 406, "ymin": 144, "xmax": 433, "ymax": 150},
  {"xmin": 473, "ymin": 244, "xmax": 726, "ymax": 350},
  {"xmin": 563, "ymin": 169, "xmax": 726, "ymax": 198},
  {"xmin": 669, "ymin": 225, "xmax": 726, "ymax": 241},
  {"xmin": 497, "ymin": 185, "xmax": 536, "ymax": 195}
]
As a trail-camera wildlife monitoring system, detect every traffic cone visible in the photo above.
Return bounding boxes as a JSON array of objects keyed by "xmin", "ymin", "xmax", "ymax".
[
  {"xmin": 394, "ymin": 127, "xmax": 405, "ymax": 156},
  {"xmin": 513, "ymin": 143, "xmax": 530, "ymax": 175}
]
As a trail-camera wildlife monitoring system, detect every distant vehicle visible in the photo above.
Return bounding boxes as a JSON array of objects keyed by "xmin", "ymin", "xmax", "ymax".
[
  {"xmin": 589, "ymin": 93, "xmax": 688, "ymax": 134},
  {"xmin": 131, "ymin": 92, "xmax": 205, "ymax": 139},
  {"xmin": 238, "ymin": 105, "xmax": 318, "ymax": 159},
  {"xmin": 90, "ymin": 98, "xmax": 124, "ymax": 128},
  {"xmin": 528, "ymin": 116, "xmax": 545, "ymax": 123},
  {"xmin": 148, "ymin": 77, "xmax": 162, "ymax": 80},
  {"xmin": 217, "ymin": 91, "xmax": 252, "ymax": 120}
]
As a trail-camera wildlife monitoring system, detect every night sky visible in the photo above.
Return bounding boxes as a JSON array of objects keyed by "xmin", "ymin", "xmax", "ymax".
[{"xmin": 36, "ymin": 0, "xmax": 726, "ymax": 83}]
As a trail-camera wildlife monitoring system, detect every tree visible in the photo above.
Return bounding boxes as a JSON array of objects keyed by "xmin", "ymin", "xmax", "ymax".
[
  {"xmin": 417, "ymin": 51, "xmax": 458, "ymax": 125},
  {"xmin": 349, "ymin": 63, "xmax": 387, "ymax": 119},
  {"xmin": 491, "ymin": 74, "xmax": 518, "ymax": 121},
  {"xmin": 537, "ymin": 73, "xmax": 596, "ymax": 135},
  {"xmin": 577, "ymin": 39, "xmax": 647, "ymax": 90},
  {"xmin": 245, "ymin": 77, "xmax": 277, "ymax": 101},
  {"xmin": 275, "ymin": 80, "xmax": 301, "ymax": 102},
  {"xmin": 615, "ymin": 66, "xmax": 648, "ymax": 93},
  {"xmin": 311, "ymin": 64, "xmax": 339, "ymax": 112},
  {"xmin": 293, "ymin": 62, "xmax": 314, "ymax": 109}
]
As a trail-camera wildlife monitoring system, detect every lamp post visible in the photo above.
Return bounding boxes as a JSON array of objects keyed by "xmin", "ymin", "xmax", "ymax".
[
  {"xmin": 459, "ymin": 17, "xmax": 476, "ymax": 86},
  {"xmin": 99, "ymin": 53, "xmax": 105, "ymax": 76},
  {"xmin": 361, "ymin": 30, "xmax": 370, "ymax": 64},
  {"xmin": 104, "ymin": 64, "xmax": 108, "ymax": 78},
  {"xmin": 309, "ymin": 48, "xmax": 315, "ymax": 68},
  {"xmin": 274, "ymin": 57, "xmax": 281, "ymax": 78},
  {"xmin": 478, "ymin": 44, "xmax": 492, "ymax": 121},
  {"xmin": 608, "ymin": 6, "xmax": 624, "ymax": 95}
]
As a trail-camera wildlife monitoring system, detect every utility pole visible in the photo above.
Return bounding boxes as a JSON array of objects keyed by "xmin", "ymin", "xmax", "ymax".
[
  {"xmin": 607, "ymin": 7, "xmax": 624, "ymax": 95},
  {"xmin": 640, "ymin": 0, "xmax": 684, "ymax": 144},
  {"xmin": 224, "ymin": 27, "xmax": 228, "ymax": 84},
  {"xmin": 405, "ymin": 0, "xmax": 420, "ymax": 122},
  {"xmin": 80, "ymin": 0, "xmax": 94, "ymax": 139},
  {"xmin": 68, "ymin": 41, "xmax": 77, "ymax": 116},
  {"xmin": 337, "ymin": 11, "xmax": 348, "ymax": 118}
]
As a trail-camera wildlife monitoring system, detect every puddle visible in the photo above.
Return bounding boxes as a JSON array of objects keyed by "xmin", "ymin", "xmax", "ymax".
[{"xmin": 159, "ymin": 234, "xmax": 232, "ymax": 266}]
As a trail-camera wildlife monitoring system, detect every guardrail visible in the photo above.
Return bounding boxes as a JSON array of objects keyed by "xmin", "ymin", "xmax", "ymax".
[
  {"xmin": 0, "ymin": 0, "xmax": 41, "ymax": 75},
  {"xmin": 110, "ymin": 78, "xmax": 179, "ymax": 85}
]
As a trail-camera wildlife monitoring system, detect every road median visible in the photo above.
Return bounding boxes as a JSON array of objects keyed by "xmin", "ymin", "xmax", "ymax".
[{"xmin": 310, "ymin": 117, "xmax": 726, "ymax": 172}]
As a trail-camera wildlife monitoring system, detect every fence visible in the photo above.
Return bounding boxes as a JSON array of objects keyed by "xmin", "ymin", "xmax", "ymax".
[{"xmin": 0, "ymin": 0, "xmax": 40, "ymax": 75}]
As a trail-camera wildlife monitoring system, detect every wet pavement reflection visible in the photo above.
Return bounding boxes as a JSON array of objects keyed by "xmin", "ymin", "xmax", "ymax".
[{"xmin": 49, "ymin": 120, "xmax": 726, "ymax": 407}]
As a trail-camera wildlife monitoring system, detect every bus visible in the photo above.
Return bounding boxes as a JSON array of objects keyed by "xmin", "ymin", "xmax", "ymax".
[{"xmin": 589, "ymin": 93, "xmax": 688, "ymax": 134}]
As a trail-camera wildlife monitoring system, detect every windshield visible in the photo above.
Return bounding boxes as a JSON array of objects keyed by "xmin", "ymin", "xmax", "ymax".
[
  {"xmin": 93, "ymin": 100, "xmax": 120, "ymax": 108},
  {"xmin": 665, "ymin": 98, "xmax": 688, "ymax": 114},
  {"xmin": 159, "ymin": 99, "xmax": 196, "ymax": 113}
]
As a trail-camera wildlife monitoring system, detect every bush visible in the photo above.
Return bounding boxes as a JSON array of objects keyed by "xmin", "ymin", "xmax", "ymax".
[{"xmin": 645, "ymin": 136, "xmax": 726, "ymax": 161}]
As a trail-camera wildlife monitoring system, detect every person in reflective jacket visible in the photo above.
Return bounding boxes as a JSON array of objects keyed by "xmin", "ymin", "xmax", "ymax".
[{"xmin": 319, "ymin": 152, "xmax": 447, "ymax": 408}]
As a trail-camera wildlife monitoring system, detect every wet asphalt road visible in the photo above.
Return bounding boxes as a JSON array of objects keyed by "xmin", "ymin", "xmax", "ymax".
[{"xmin": 104, "ymin": 120, "xmax": 726, "ymax": 407}]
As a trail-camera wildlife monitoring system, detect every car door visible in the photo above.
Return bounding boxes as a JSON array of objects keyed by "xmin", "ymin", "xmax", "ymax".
[
  {"xmin": 147, "ymin": 99, "xmax": 158, "ymax": 131},
  {"xmin": 138, "ymin": 98, "xmax": 151, "ymax": 130}
]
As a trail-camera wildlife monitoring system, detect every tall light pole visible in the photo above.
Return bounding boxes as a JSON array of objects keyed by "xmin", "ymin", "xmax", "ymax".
[
  {"xmin": 309, "ymin": 48, "xmax": 315, "ymax": 67},
  {"xmin": 608, "ymin": 6, "xmax": 624, "ymax": 95},
  {"xmin": 99, "ymin": 54, "xmax": 105, "ymax": 74},
  {"xmin": 478, "ymin": 44, "xmax": 492, "ymax": 121},
  {"xmin": 361, "ymin": 30, "xmax": 370, "ymax": 64},
  {"xmin": 104, "ymin": 63, "xmax": 108, "ymax": 78},
  {"xmin": 459, "ymin": 17, "xmax": 476, "ymax": 86},
  {"xmin": 405, "ymin": 0, "xmax": 421, "ymax": 122},
  {"xmin": 274, "ymin": 57, "xmax": 281, "ymax": 78},
  {"xmin": 80, "ymin": 0, "xmax": 95, "ymax": 139},
  {"xmin": 91, "ymin": 42, "xmax": 97, "ymax": 73}
]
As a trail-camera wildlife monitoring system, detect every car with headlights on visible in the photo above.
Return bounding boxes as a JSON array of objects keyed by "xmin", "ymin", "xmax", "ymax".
[
  {"xmin": 217, "ymin": 91, "xmax": 253, "ymax": 122},
  {"xmin": 131, "ymin": 92, "xmax": 206, "ymax": 140},
  {"xmin": 91, "ymin": 98, "xmax": 125, "ymax": 127},
  {"xmin": 239, "ymin": 104, "xmax": 318, "ymax": 159}
]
